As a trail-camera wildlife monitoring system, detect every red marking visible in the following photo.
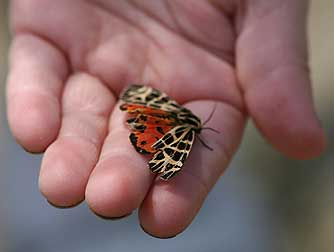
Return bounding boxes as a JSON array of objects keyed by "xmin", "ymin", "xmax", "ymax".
[
  {"xmin": 121, "ymin": 103, "xmax": 176, "ymax": 153},
  {"xmin": 120, "ymin": 104, "xmax": 170, "ymax": 117},
  {"xmin": 131, "ymin": 124, "xmax": 173, "ymax": 153}
]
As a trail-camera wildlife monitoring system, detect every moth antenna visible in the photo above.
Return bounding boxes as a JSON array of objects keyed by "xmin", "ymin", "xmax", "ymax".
[
  {"xmin": 203, "ymin": 103, "xmax": 217, "ymax": 126},
  {"xmin": 201, "ymin": 127, "xmax": 220, "ymax": 134},
  {"xmin": 201, "ymin": 103, "xmax": 219, "ymax": 134},
  {"xmin": 198, "ymin": 136, "xmax": 214, "ymax": 151}
]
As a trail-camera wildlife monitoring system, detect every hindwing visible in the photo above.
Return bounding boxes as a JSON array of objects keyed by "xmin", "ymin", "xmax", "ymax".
[
  {"xmin": 122, "ymin": 106, "xmax": 177, "ymax": 154},
  {"xmin": 148, "ymin": 126, "xmax": 195, "ymax": 180}
]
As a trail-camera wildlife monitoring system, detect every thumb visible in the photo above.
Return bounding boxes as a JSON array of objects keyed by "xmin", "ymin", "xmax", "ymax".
[{"xmin": 236, "ymin": 0, "xmax": 327, "ymax": 159}]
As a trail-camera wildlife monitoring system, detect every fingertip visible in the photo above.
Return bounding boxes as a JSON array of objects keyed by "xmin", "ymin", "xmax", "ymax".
[
  {"xmin": 91, "ymin": 209, "xmax": 133, "ymax": 221},
  {"xmin": 39, "ymin": 140, "xmax": 89, "ymax": 207},
  {"xmin": 7, "ymin": 34, "xmax": 67, "ymax": 152},
  {"xmin": 139, "ymin": 176, "xmax": 205, "ymax": 238},
  {"xmin": 85, "ymin": 161, "xmax": 146, "ymax": 218},
  {"xmin": 39, "ymin": 170, "xmax": 85, "ymax": 208},
  {"xmin": 139, "ymin": 197, "xmax": 188, "ymax": 238},
  {"xmin": 244, "ymin": 69, "xmax": 329, "ymax": 160},
  {"xmin": 46, "ymin": 199, "xmax": 84, "ymax": 209},
  {"xmin": 272, "ymin": 122, "xmax": 327, "ymax": 160},
  {"xmin": 139, "ymin": 223, "xmax": 178, "ymax": 239},
  {"xmin": 8, "ymin": 92, "xmax": 60, "ymax": 153}
]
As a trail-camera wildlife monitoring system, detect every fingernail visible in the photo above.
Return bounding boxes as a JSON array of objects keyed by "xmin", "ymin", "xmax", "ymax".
[
  {"xmin": 47, "ymin": 199, "xmax": 83, "ymax": 209},
  {"xmin": 139, "ymin": 223, "xmax": 178, "ymax": 239},
  {"xmin": 92, "ymin": 211, "xmax": 133, "ymax": 221},
  {"xmin": 22, "ymin": 145, "xmax": 45, "ymax": 154}
]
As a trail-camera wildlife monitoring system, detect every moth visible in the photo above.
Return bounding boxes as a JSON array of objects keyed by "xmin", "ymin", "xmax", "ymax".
[{"xmin": 120, "ymin": 84, "xmax": 215, "ymax": 181}]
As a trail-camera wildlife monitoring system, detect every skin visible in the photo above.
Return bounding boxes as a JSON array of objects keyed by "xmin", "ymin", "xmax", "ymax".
[{"xmin": 6, "ymin": 0, "xmax": 327, "ymax": 238}]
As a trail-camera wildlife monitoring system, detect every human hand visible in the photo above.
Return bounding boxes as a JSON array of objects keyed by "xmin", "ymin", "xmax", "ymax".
[{"xmin": 7, "ymin": 0, "xmax": 326, "ymax": 238}]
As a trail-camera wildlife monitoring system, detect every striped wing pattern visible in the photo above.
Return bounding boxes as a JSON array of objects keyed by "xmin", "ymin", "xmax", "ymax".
[
  {"xmin": 121, "ymin": 85, "xmax": 182, "ymax": 112},
  {"xmin": 120, "ymin": 84, "xmax": 201, "ymax": 181},
  {"xmin": 149, "ymin": 126, "xmax": 195, "ymax": 180}
]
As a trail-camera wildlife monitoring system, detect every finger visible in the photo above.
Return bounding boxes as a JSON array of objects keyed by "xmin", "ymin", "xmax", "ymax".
[
  {"xmin": 237, "ymin": 0, "xmax": 327, "ymax": 159},
  {"xmin": 6, "ymin": 34, "xmax": 68, "ymax": 152},
  {"xmin": 139, "ymin": 101, "xmax": 245, "ymax": 238},
  {"xmin": 39, "ymin": 73, "xmax": 115, "ymax": 207},
  {"xmin": 85, "ymin": 101, "xmax": 155, "ymax": 218}
]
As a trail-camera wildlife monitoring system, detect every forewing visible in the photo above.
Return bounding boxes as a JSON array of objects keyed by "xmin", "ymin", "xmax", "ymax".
[
  {"xmin": 148, "ymin": 126, "xmax": 195, "ymax": 180},
  {"xmin": 120, "ymin": 104, "xmax": 175, "ymax": 120},
  {"xmin": 120, "ymin": 85, "xmax": 182, "ymax": 112},
  {"xmin": 127, "ymin": 113, "xmax": 177, "ymax": 130}
]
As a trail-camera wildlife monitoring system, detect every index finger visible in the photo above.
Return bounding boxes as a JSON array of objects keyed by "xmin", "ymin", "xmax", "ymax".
[{"xmin": 7, "ymin": 34, "xmax": 68, "ymax": 152}]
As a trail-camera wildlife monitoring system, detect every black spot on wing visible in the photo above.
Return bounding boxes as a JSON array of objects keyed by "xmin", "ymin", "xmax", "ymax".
[
  {"xmin": 171, "ymin": 142, "xmax": 178, "ymax": 147},
  {"xmin": 130, "ymin": 133, "xmax": 138, "ymax": 146},
  {"xmin": 170, "ymin": 103, "xmax": 180, "ymax": 108},
  {"xmin": 170, "ymin": 112, "xmax": 178, "ymax": 117},
  {"xmin": 127, "ymin": 118, "xmax": 136, "ymax": 124},
  {"xmin": 134, "ymin": 124, "xmax": 146, "ymax": 132},
  {"xmin": 119, "ymin": 104, "xmax": 128, "ymax": 110},
  {"xmin": 172, "ymin": 151, "xmax": 182, "ymax": 161},
  {"xmin": 175, "ymin": 127, "xmax": 186, "ymax": 138},
  {"xmin": 166, "ymin": 163, "xmax": 173, "ymax": 169},
  {"xmin": 155, "ymin": 152, "xmax": 165, "ymax": 160},
  {"xmin": 154, "ymin": 141, "xmax": 165, "ymax": 149},
  {"xmin": 183, "ymin": 118, "xmax": 198, "ymax": 126},
  {"xmin": 164, "ymin": 148, "xmax": 174, "ymax": 156},
  {"xmin": 160, "ymin": 172, "xmax": 170, "ymax": 180},
  {"xmin": 175, "ymin": 131, "xmax": 183, "ymax": 139},
  {"xmin": 181, "ymin": 153, "xmax": 188, "ymax": 162},
  {"xmin": 138, "ymin": 148, "xmax": 150, "ymax": 154},
  {"xmin": 149, "ymin": 104, "xmax": 161, "ymax": 109},
  {"xmin": 178, "ymin": 142, "xmax": 186, "ymax": 150},
  {"xmin": 145, "ymin": 92, "xmax": 160, "ymax": 102},
  {"xmin": 162, "ymin": 134, "xmax": 174, "ymax": 144},
  {"xmin": 149, "ymin": 161, "xmax": 164, "ymax": 173},
  {"xmin": 153, "ymin": 96, "xmax": 170, "ymax": 104},
  {"xmin": 129, "ymin": 133, "xmax": 150, "ymax": 155},
  {"xmin": 184, "ymin": 130, "xmax": 194, "ymax": 141},
  {"xmin": 160, "ymin": 170, "xmax": 178, "ymax": 181},
  {"xmin": 156, "ymin": 126, "xmax": 164, "ymax": 135}
]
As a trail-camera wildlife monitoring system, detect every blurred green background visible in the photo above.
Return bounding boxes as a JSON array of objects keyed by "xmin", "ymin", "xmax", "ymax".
[{"xmin": 0, "ymin": 1, "xmax": 332, "ymax": 252}]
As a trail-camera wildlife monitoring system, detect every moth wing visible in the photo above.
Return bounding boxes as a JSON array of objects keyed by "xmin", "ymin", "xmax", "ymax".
[
  {"xmin": 128, "ymin": 119, "xmax": 175, "ymax": 154},
  {"xmin": 120, "ymin": 85, "xmax": 182, "ymax": 112},
  {"xmin": 148, "ymin": 126, "xmax": 195, "ymax": 180},
  {"xmin": 120, "ymin": 103, "xmax": 178, "ymax": 154},
  {"xmin": 129, "ymin": 129, "xmax": 167, "ymax": 154},
  {"xmin": 127, "ymin": 113, "xmax": 178, "ymax": 132}
]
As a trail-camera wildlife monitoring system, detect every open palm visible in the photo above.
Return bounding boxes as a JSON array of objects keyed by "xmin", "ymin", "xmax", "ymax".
[{"xmin": 7, "ymin": 0, "xmax": 326, "ymax": 238}]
